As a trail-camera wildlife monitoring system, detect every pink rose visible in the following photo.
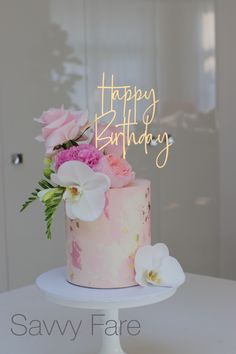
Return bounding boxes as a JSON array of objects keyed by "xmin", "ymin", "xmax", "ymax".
[
  {"xmin": 94, "ymin": 154, "xmax": 135, "ymax": 188},
  {"xmin": 91, "ymin": 123, "xmax": 123, "ymax": 157},
  {"xmin": 35, "ymin": 107, "xmax": 89, "ymax": 155},
  {"xmin": 55, "ymin": 144, "xmax": 102, "ymax": 170}
]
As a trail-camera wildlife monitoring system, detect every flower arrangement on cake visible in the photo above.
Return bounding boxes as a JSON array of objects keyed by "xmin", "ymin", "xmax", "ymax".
[{"xmin": 21, "ymin": 107, "xmax": 185, "ymax": 289}]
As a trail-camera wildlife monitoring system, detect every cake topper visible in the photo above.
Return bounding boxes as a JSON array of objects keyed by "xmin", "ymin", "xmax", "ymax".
[{"xmin": 94, "ymin": 72, "xmax": 173, "ymax": 168}]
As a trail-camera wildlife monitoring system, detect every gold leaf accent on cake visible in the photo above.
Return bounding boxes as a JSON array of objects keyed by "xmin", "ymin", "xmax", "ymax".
[
  {"xmin": 70, "ymin": 272, "xmax": 75, "ymax": 281},
  {"xmin": 127, "ymin": 234, "xmax": 142, "ymax": 272},
  {"xmin": 128, "ymin": 256, "xmax": 135, "ymax": 270},
  {"xmin": 122, "ymin": 226, "xmax": 128, "ymax": 233},
  {"xmin": 76, "ymin": 221, "xmax": 80, "ymax": 228}
]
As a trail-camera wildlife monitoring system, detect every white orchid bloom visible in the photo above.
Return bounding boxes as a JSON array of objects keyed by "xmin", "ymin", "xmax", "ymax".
[
  {"xmin": 39, "ymin": 161, "xmax": 110, "ymax": 222},
  {"xmin": 134, "ymin": 243, "xmax": 185, "ymax": 288}
]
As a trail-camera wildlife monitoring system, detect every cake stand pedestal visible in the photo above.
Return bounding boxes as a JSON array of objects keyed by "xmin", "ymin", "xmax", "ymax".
[{"xmin": 36, "ymin": 267, "xmax": 176, "ymax": 354}]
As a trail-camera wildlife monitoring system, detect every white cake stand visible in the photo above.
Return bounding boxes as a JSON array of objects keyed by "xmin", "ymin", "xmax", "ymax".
[{"xmin": 36, "ymin": 267, "xmax": 176, "ymax": 354}]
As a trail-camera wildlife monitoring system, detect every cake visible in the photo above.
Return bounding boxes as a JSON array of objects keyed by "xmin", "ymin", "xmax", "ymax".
[
  {"xmin": 21, "ymin": 107, "xmax": 185, "ymax": 290},
  {"xmin": 66, "ymin": 179, "xmax": 151, "ymax": 288}
]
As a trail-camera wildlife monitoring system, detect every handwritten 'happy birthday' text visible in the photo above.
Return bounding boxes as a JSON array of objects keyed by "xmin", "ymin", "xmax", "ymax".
[{"xmin": 94, "ymin": 73, "xmax": 172, "ymax": 168}]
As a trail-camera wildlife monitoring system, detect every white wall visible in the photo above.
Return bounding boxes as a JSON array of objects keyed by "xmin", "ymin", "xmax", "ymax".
[
  {"xmin": 216, "ymin": 0, "xmax": 236, "ymax": 279},
  {"xmin": 0, "ymin": 106, "xmax": 8, "ymax": 292},
  {"xmin": 152, "ymin": 0, "xmax": 220, "ymax": 277}
]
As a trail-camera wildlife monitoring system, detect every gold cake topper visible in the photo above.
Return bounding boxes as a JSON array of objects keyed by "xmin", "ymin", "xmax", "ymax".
[{"xmin": 94, "ymin": 73, "xmax": 172, "ymax": 168}]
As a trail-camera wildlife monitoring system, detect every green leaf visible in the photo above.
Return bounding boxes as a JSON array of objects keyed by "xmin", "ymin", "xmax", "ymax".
[
  {"xmin": 70, "ymin": 139, "xmax": 78, "ymax": 147},
  {"xmin": 43, "ymin": 167, "xmax": 54, "ymax": 180},
  {"xmin": 20, "ymin": 188, "xmax": 41, "ymax": 212},
  {"xmin": 61, "ymin": 140, "xmax": 78, "ymax": 149},
  {"xmin": 20, "ymin": 176, "xmax": 65, "ymax": 239},
  {"xmin": 42, "ymin": 187, "xmax": 64, "ymax": 240},
  {"xmin": 43, "ymin": 157, "xmax": 52, "ymax": 167},
  {"xmin": 38, "ymin": 179, "xmax": 54, "ymax": 189},
  {"xmin": 20, "ymin": 178, "xmax": 54, "ymax": 212}
]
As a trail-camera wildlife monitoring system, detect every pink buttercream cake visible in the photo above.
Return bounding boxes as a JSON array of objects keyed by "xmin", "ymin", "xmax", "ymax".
[{"xmin": 66, "ymin": 179, "xmax": 151, "ymax": 288}]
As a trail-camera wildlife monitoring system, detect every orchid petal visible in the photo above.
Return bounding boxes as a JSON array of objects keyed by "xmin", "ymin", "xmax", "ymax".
[
  {"xmin": 158, "ymin": 256, "xmax": 186, "ymax": 288},
  {"xmin": 83, "ymin": 172, "xmax": 111, "ymax": 192},
  {"xmin": 65, "ymin": 201, "xmax": 79, "ymax": 220},
  {"xmin": 51, "ymin": 161, "xmax": 110, "ymax": 221},
  {"xmin": 134, "ymin": 243, "xmax": 185, "ymax": 288},
  {"xmin": 135, "ymin": 273, "xmax": 148, "ymax": 287},
  {"xmin": 134, "ymin": 245, "xmax": 153, "ymax": 273},
  {"xmin": 152, "ymin": 243, "xmax": 169, "ymax": 269},
  {"xmin": 51, "ymin": 173, "xmax": 66, "ymax": 186},
  {"xmin": 67, "ymin": 188, "xmax": 106, "ymax": 221},
  {"xmin": 55, "ymin": 161, "xmax": 95, "ymax": 186}
]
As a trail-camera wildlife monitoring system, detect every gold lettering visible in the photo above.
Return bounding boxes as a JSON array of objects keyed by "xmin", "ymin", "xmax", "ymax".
[
  {"xmin": 94, "ymin": 73, "xmax": 172, "ymax": 168},
  {"xmin": 155, "ymin": 132, "xmax": 173, "ymax": 168}
]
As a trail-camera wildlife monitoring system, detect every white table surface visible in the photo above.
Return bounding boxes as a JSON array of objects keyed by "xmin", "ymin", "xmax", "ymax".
[{"xmin": 0, "ymin": 273, "xmax": 235, "ymax": 354}]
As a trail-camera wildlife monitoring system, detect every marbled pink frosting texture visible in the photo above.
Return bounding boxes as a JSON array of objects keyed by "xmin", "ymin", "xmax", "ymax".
[{"xmin": 66, "ymin": 179, "xmax": 151, "ymax": 288}]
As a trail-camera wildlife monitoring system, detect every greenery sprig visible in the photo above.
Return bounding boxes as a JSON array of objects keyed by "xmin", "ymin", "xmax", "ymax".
[
  {"xmin": 20, "ymin": 179, "xmax": 53, "ymax": 212},
  {"xmin": 53, "ymin": 139, "xmax": 78, "ymax": 151},
  {"xmin": 20, "ymin": 178, "xmax": 65, "ymax": 240},
  {"xmin": 20, "ymin": 126, "xmax": 93, "ymax": 239},
  {"xmin": 42, "ymin": 187, "xmax": 65, "ymax": 240},
  {"xmin": 20, "ymin": 188, "xmax": 41, "ymax": 212},
  {"xmin": 53, "ymin": 125, "xmax": 92, "ymax": 152}
]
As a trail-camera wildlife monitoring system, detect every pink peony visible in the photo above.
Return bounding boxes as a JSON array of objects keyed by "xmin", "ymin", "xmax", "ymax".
[
  {"xmin": 35, "ymin": 107, "xmax": 89, "ymax": 155},
  {"xmin": 91, "ymin": 123, "xmax": 123, "ymax": 157},
  {"xmin": 94, "ymin": 154, "xmax": 135, "ymax": 188},
  {"xmin": 55, "ymin": 144, "xmax": 102, "ymax": 170}
]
